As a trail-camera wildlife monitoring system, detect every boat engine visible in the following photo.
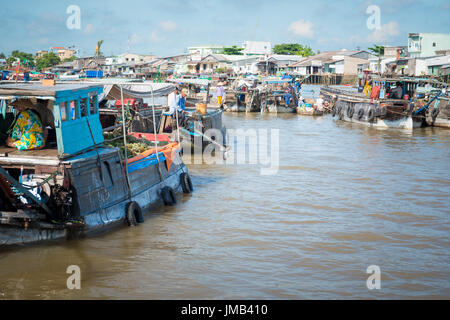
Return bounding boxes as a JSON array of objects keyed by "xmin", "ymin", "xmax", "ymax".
[{"xmin": 49, "ymin": 184, "xmax": 74, "ymax": 221}]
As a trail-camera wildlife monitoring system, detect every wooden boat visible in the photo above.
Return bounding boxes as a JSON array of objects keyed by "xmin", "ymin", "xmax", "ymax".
[
  {"xmin": 321, "ymin": 81, "xmax": 423, "ymax": 130},
  {"xmin": 163, "ymin": 78, "xmax": 228, "ymax": 152},
  {"xmin": 158, "ymin": 108, "xmax": 227, "ymax": 153},
  {"xmin": 296, "ymin": 106, "xmax": 324, "ymax": 116},
  {"xmin": 426, "ymin": 96, "xmax": 450, "ymax": 128},
  {"xmin": 0, "ymin": 82, "xmax": 192, "ymax": 248},
  {"xmin": 415, "ymin": 85, "xmax": 450, "ymax": 129},
  {"xmin": 225, "ymin": 78, "xmax": 256, "ymax": 112}
]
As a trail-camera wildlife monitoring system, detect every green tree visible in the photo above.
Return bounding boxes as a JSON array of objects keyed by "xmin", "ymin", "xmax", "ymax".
[
  {"xmin": 96, "ymin": 40, "xmax": 104, "ymax": 56},
  {"xmin": 368, "ymin": 45, "xmax": 385, "ymax": 57},
  {"xmin": 6, "ymin": 50, "xmax": 35, "ymax": 67},
  {"xmin": 0, "ymin": 53, "xmax": 5, "ymax": 59},
  {"xmin": 35, "ymin": 52, "xmax": 61, "ymax": 71},
  {"xmin": 221, "ymin": 46, "xmax": 244, "ymax": 55},
  {"xmin": 273, "ymin": 44, "xmax": 315, "ymax": 57},
  {"xmin": 368, "ymin": 45, "xmax": 385, "ymax": 72},
  {"xmin": 63, "ymin": 56, "xmax": 77, "ymax": 62}
]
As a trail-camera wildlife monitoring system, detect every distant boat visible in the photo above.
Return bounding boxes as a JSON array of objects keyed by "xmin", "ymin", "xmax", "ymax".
[{"xmin": 320, "ymin": 77, "xmax": 445, "ymax": 130}]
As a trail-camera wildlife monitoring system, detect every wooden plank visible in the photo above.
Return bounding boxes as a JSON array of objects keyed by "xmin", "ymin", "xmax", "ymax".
[{"xmin": 0, "ymin": 210, "xmax": 45, "ymax": 220}]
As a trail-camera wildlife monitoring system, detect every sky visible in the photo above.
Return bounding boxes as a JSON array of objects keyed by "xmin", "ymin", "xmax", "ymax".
[{"xmin": 1, "ymin": 0, "xmax": 449, "ymax": 57}]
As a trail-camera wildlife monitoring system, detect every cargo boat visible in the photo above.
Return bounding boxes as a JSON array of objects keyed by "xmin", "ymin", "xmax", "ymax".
[
  {"xmin": 321, "ymin": 78, "xmax": 434, "ymax": 130},
  {"xmin": 0, "ymin": 82, "xmax": 193, "ymax": 248}
]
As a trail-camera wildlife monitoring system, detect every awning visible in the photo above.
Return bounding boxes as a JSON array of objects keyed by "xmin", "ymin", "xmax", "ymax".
[
  {"xmin": 99, "ymin": 82, "xmax": 175, "ymax": 101},
  {"xmin": 167, "ymin": 78, "xmax": 210, "ymax": 86}
]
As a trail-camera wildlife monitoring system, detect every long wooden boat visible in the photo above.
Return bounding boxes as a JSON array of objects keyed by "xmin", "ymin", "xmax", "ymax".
[
  {"xmin": 164, "ymin": 78, "xmax": 228, "ymax": 152},
  {"xmin": 0, "ymin": 82, "xmax": 193, "ymax": 248},
  {"xmin": 321, "ymin": 85, "xmax": 423, "ymax": 130}
]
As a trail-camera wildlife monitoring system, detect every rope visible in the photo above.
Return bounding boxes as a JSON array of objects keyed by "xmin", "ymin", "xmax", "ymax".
[{"xmin": 21, "ymin": 170, "xmax": 60, "ymax": 189}]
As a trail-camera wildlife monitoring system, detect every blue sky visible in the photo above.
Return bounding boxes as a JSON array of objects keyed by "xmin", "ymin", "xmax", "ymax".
[{"xmin": 1, "ymin": 0, "xmax": 449, "ymax": 57}]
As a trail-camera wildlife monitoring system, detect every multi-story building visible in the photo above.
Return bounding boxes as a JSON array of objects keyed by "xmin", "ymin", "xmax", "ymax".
[
  {"xmin": 242, "ymin": 41, "xmax": 271, "ymax": 56},
  {"xmin": 187, "ymin": 45, "xmax": 226, "ymax": 58},
  {"xmin": 36, "ymin": 50, "xmax": 48, "ymax": 58},
  {"xmin": 408, "ymin": 33, "xmax": 450, "ymax": 58},
  {"xmin": 50, "ymin": 47, "xmax": 77, "ymax": 60}
]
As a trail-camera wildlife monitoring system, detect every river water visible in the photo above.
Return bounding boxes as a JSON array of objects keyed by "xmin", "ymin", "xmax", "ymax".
[{"xmin": 0, "ymin": 109, "xmax": 449, "ymax": 299}]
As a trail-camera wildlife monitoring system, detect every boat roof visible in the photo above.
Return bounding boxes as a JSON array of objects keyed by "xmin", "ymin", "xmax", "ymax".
[
  {"xmin": 372, "ymin": 77, "xmax": 445, "ymax": 85},
  {"xmin": 0, "ymin": 82, "xmax": 102, "ymax": 99},
  {"xmin": 167, "ymin": 78, "xmax": 210, "ymax": 86}
]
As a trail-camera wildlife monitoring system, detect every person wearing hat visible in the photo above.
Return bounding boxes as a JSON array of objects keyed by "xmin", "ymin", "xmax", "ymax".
[
  {"xmin": 216, "ymin": 82, "xmax": 225, "ymax": 108},
  {"xmin": 166, "ymin": 86, "xmax": 180, "ymax": 115},
  {"xmin": 6, "ymin": 99, "xmax": 45, "ymax": 150},
  {"xmin": 166, "ymin": 87, "xmax": 188, "ymax": 127}
]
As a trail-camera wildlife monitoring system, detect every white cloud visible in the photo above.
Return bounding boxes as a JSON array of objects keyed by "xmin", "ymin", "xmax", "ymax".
[
  {"xmin": 84, "ymin": 24, "xmax": 95, "ymax": 35},
  {"xmin": 149, "ymin": 31, "xmax": 163, "ymax": 43},
  {"xmin": 288, "ymin": 19, "xmax": 314, "ymax": 38},
  {"xmin": 159, "ymin": 20, "xmax": 177, "ymax": 32},
  {"xmin": 366, "ymin": 21, "xmax": 400, "ymax": 42}
]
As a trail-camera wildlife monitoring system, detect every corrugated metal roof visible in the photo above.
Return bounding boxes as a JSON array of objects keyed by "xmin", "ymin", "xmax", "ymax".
[{"xmin": 0, "ymin": 83, "xmax": 101, "ymax": 97}]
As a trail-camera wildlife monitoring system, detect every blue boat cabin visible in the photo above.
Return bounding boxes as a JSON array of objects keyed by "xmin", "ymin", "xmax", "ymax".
[{"xmin": 0, "ymin": 83, "xmax": 104, "ymax": 158}]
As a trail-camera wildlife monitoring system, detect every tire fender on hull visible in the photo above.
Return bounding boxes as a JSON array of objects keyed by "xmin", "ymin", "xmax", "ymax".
[
  {"xmin": 161, "ymin": 186, "xmax": 177, "ymax": 206},
  {"xmin": 180, "ymin": 172, "xmax": 193, "ymax": 194},
  {"xmin": 367, "ymin": 108, "xmax": 375, "ymax": 122},
  {"xmin": 126, "ymin": 201, "xmax": 143, "ymax": 226}
]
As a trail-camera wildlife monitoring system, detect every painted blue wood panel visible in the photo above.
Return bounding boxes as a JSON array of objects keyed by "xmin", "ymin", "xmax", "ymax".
[{"xmin": 54, "ymin": 86, "xmax": 104, "ymax": 156}]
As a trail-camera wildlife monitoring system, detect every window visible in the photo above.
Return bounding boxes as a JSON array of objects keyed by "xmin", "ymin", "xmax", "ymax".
[
  {"xmin": 60, "ymin": 102, "xmax": 68, "ymax": 121},
  {"xmin": 89, "ymin": 95, "xmax": 98, "ymax": 115},
  {"xmin": 433, "ymin": 42, "xmax": 436, "ymax": 47},
  {"xmin": 69, "ymin": 100, "xmax": 78, "ymax": 120},
  {"xmin": 80, "ymin": 98, "xmax": 89, "ymax": 117}
]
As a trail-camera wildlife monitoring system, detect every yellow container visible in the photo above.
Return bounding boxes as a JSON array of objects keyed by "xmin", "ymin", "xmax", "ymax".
[
  {"xmin": 42, "ymin": 79, "xmax": 55, "ymax": 86},
  {"xmin": 196, "ymin": 103, "xmax": 207, "ymax": 115}
]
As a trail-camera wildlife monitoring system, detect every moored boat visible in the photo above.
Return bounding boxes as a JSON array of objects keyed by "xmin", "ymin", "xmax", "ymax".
[
  {"xmin": 0, "ymin": 82, "xmax": 193, "ymax": 248},
  {"xmin": 296, "ymin": 106, "xmax": 324, "ymax": 116},
  {"xmin": 321, "ymin": 79, "xmax": 427, "ymax": 130}
]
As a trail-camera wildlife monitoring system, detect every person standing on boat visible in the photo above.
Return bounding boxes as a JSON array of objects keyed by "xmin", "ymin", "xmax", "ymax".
[
  {"xmin": 167, "ymin": 87, "xmax": 180, "ymax": 115},
  {"xmin": 216, "ymin": 82, "xmax": 226, "ymax": 108},
  {"xmin": 174, "ymin": 88, "xmax": 188, "ymax": 127},
  {"xmin": 166, "ymin": 87, "xmax": 186, "ymax": 128},
  {"xmin": 294, "ymin": 79, "xmax": 301, "ymax": 95},
  {"xmin": 283, "ymin": 83, "xmax": 294, "ymax": 106}
]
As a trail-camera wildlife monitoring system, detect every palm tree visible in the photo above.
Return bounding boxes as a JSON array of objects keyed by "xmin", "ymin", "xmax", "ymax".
[
  {"xmin": 95, "ymin": 40, "xmax": 104, "ymax": 57},
  {"xmin": 368, "ymin": 45, "xmax": 384, "ymax": 73}
]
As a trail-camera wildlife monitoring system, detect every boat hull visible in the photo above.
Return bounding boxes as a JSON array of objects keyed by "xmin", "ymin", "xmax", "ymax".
[
  {"xmin": 425, "ymin": 99, "xmax": 450, "ymax": 128},
  {"xmin": 322, "ymin": 86, "xmax": 423, "ymax": 130},
  {"xmin": 333, "ymin": 112, "xmax": 422, "ymax": 129},
  {"xmin": 224, "ymin": 104, "xmax": 246, "ymax": 112},
  {"xmin": 296, "ymin": 107, "xmax": 324, "ymax": 116},
  {"xmin": 0, "ymin": 147, "xmax": 189, "ymax": 248},
  {"xmin": 264, "ymin": 104, "xmax": 296, "ymax": 113}
]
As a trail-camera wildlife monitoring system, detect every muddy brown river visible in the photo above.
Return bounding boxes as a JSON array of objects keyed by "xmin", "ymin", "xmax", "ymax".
[{"xmin": 0, "ymin": 111, "xmax": 449, "ymax": 299}]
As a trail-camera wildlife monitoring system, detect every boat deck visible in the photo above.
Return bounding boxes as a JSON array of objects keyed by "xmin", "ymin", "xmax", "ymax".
[
  {"xmin": 0, "ymin": 146, "xmax": 58, "ymax": 159},
  {"xmin": 0, "ymin": 146, "xmax": 60, "ymax": 166}
]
